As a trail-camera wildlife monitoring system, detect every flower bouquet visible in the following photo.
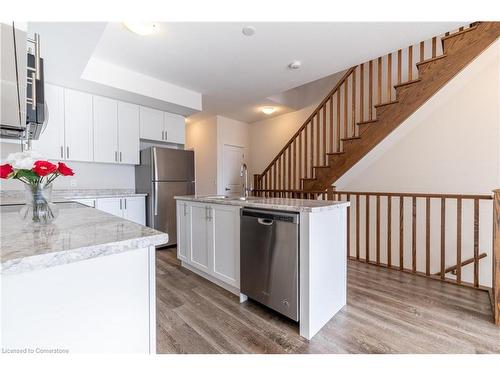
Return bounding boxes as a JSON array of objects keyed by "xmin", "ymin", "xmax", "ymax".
[{"xmin": 1, "ymin": 150, "xmax": 74, "ymax": 225}]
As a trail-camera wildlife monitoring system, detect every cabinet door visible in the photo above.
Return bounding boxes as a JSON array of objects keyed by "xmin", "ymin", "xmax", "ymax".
[
  {"xmin": 176, "ymin": 201, "xmax": 191, "ymax": 262},
  {"xmin": 190, "ymin": 203, "xmax": 210, "ymax": 272},
  {"xmin": 211, "ymin": 204, "xmax": 240, "ymax": 287},
  {"xmin": 93, "ymin": 96, "xmax": 118, "ymax": 164},
  {"xmin": 32, "ymin": 84, "xmax": 65, "ymax": 160},
  {"xmin": 96, "ymin": 197, "xmax": 123, "ymax": 218},
  {"xmin": 64, "ymin": 89, "xmax": 93, "ymax": 162},
  {"xmin": 118, "ymin": 102, "xmax": 140, "ymax": 165},
  {"xmin": 164, "ymin": 112, "xmax": 185, "ymax": 145},
  {"xmin": 123, "ymin": 196, "xmax": 146, "ymax": 225},
  {"xmin": 139, "ymin": 106, "xmax": 164, "ymax": 142}
]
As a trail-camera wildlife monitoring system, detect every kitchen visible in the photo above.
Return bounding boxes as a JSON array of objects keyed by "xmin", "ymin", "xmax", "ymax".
[{"xmin": 0, "ymin": 21, "xmax": 350, "ymax": 353}]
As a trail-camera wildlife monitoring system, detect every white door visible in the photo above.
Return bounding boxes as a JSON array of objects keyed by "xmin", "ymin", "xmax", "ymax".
[
  {"xmin": 139, "ymin": 106, "xmax": 163, "ymax": 142},
  {"xmin": 222, "ymin": 144, "xmax": 244, "ymax": 196},
  {"xmin": 64, "ymin": 89, "xmax": 93, "ymax": 162},
  {"xmin": 118, "ymin": 102, "xmax": 140, "ymax": 164},
  {"xmin": 96, "ymin": 197, "xmax": 123, "ymax": 218},
  {"xmin": 93, "ymin": 95, "xmax": 118, "ymax": 164},
  {"xmin": 190, "ymin": 203, "xmax": 210, "ymax": 272},
  {"xmin": 32, "ymin": 84, "xmax": 65, "ymax": 160},
  {"xmin": 211, "ymin": 204, "xmax": 240, "ymax": 287},
  {"xmin": 164, "ymin": 112, "xmax": 185, "ymax": 144},
  {"xmin": 176, "ymin": 201, "xmax": 191, "ymax": 262},
  {"xmin": 123, "ymin": 196, "xmax": 146, "ymax": 225}
]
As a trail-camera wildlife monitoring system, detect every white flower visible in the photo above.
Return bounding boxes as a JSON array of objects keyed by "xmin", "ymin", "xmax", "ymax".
[{"xmin": 5, "ymin": 150, "xmax": 43, "ymax": 170}]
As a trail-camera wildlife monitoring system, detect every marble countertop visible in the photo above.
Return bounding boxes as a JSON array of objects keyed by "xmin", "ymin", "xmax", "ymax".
[
  {"xmin": 0, "ymin": 189, "xmax": 147, "ymax": 205},
  {"xmin": 1, "ymin": 202, "xmax": 168, "ymax": 276},
  {"xmin": 174, "ymin": 195, "xmax": 350, "ymax": 212}
]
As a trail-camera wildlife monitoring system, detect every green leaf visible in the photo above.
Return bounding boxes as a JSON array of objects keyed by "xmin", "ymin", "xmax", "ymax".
[{"xmin": 15, "ymin": 169, "xmax": 39, "ymax": 184}]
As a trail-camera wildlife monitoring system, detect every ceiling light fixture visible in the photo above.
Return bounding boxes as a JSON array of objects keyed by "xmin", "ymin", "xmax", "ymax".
[
  {"xmin": 261, "ymin": 107, "xmax": 276, "ymax": 115},
  {"xmin": 288, "ymin": 60, "xmax": 302, "ymax": 70},
  {"xmin": 242, "ymin": 26, "xmax": 256, "ymax": 36},
  {"xmin": 123, "ymin": 22, "xmax": 158, "ymax": 36}
]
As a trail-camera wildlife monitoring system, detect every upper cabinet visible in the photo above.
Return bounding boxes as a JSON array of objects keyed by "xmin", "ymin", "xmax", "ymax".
[
  {"xmin": 118, "ymin": 102, "xmax": 140, "ymax": 165},
  {"xmin": 164, "ymin": 112, "xmax": 185, "ymax": 144},
  {"xmin": 140, "ymin": 106, "xmax": 185, "ymax": 145},
  {"xmin": 64, "ymin": 89, "xmax": 94, "ymax": 162},
  {"xmin": 32, "ymin": 84, "xmax": 65, "ymax": 160},
  {"xmin": 93, "ymin": 96, "xmax": 118, "ymax": 164},
  {"xmin": 139, "ymin": 107, "xmax": 164, "ymax": 142}
]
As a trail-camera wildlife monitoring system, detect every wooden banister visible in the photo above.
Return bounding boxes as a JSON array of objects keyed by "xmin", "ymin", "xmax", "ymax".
[
  {"xmin": 493, "ymin": 189, "xmax": 500, "ymax": 325},
  {"xmin": 434, "ymin": 253, "xmax": 487, "ymax": 276},
  {"xmin": 259, "ymin": 66, "xmax": 356, "ymax": 178}
]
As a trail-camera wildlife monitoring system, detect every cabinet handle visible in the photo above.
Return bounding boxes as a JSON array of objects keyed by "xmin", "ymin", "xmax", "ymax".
[
  {"xmin": 120, "ymin": 199, "xmax": 122, "ymax": 210},
  {"xmin": 124, "ymin": 198, "xmax": 127, "ymax": 210},
  {"xmin": 184, "ymin": 203, "xmax": 187, "ymax": 216},
  {"xmin": 161, "ymin": 130, "xmax": 164, "ymax": 140},
  {"xmin": 119, "ymin": 151, "xmax": 122, "ymax": 162},
  {"xmin": 115, "ymin": 151, "xmax": 117, "ymax": 162},
  {"xmin": 60, "ymin": 146, "xmax": 63, "ymax": 158},
  {"xmin": 93, "ymin": 200, "xmax": 96, "ymax": 208},
  {"xmin": 164, "ymin": 130, "xmax": 167, "ymax": 141},
  {"xmin": 66, "ymin": 146, "xmax": 69, "ymax": 159}
]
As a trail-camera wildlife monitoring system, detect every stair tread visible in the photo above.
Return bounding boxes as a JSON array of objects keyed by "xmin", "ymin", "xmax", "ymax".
[
  {"xmin": 327, "ymin": 151, "xmax": 346, "ymax": 155},
  {"xmin": 374, "ymin": 100, "xmax": 398, "ymax": 108},
  {"xmin": 341, "ymin": 136, "xmax": 361, "ymax": 141},
  {"xmin": 441, "ymin": 25, "xmax": 478, "ymax": 42},
  {"xmin": 394, "ymin": 78, "xmax": 421, "ymax": 89},
  {"xmin": 416, "ymin": 54, "xmax": 447, "ymax": 67},
  {"xmin": 357, "ymin": 119, "xmax": 377, "ymax": 126},
  {"xmin": 313, "ymin": 165, "xmax": 330, "ymax": 169}
]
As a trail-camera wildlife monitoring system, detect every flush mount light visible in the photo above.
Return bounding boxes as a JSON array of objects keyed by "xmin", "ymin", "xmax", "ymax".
[
  {"xmin": 261, "ymin": 107, "xmax": 276, "ymax": 115},
  {"xmin": 288, "ymin": 60, "xmax": 302, "ymax": 70},
  {"xmin": 123, "ymin": 22, "xmax": 158, "ymax": 36},
  {"xmin": 242, "ymin": 26, "xmax": 256, "ymax": 36}
]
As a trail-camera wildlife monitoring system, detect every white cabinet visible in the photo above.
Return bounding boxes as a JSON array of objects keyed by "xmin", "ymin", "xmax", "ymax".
[
  {"xmin": 140, "ymin": 106, "xmax": 185, "ymax": 144},
  {"xmin": 190, "ymin": 202, "xmax": 212, "ymax": 273},
  {"xmin": 164, "ymin": 112, "xmax": 185, "ymax": 144},
  {"xmin": 93, "ymin": 96, "xmax": 118, "ymax": 164},
  {"xmin": 95, "ymin": 196, "xmax": 146, "ymax": 226},
  {"xmin": 32, "ymin": 84, "xmax": 65, "ymax": 160},
  {"xmin": 93, "ymin": 97, "xmax": 140, "ymax": 165},
  {"xmin": 123, "ymin": 196, "xmax": 146, "ymax": 226},
  {"xmin": 139, "ymin": 106, "xmax": 164, "ymax": 142},
  {"xmin": 176, "ymin": 201, "xmax": 191, "ymax": 262},
  {"xmin": 64, "ymin": 89, "xmax": 93, "ymax": 162},
  {"xmin": 176, "ymin": 200, "xmax": 240, "ymax": 290},
  {"xmin": 118, "ymin": 102, "xmax": 140, "ymax": 165}
]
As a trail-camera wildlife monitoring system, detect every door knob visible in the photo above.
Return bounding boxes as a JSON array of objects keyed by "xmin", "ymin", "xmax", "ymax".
[{"xmin": 225, "ymin": 187, "xmax": 230, "ymax": 191}]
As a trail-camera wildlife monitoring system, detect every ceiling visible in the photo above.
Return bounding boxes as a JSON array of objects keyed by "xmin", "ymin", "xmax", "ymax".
[{"xmin": 31, "ymin": 22, "xmax": 467, "ymax": 123}]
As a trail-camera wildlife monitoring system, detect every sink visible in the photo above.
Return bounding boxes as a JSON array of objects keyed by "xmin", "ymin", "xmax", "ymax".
[
  {"xmin": 230, "ymin": 196, "xmax": 258, "ymax": 201},
  {"xmin": 204, "ymin": 195, "xmax": 229, "ymax": 199}
]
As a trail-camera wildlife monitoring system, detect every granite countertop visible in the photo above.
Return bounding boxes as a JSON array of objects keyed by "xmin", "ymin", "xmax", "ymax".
[
  {"xmin": 174, "ymin": 195, "xmax": 350, "ymax": 212},
  {"xmin": 1, "ymin": 202, "xmax": 168, "ymax": 276},
  {"xmin": 0, "ymin": 189, "xmax": 147, "ymax": 205}
]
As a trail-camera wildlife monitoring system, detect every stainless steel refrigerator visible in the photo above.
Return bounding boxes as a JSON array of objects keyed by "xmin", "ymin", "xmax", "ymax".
[{"xmin": 135, "ymin": 147, "xmax": 195, "ymax": 247}]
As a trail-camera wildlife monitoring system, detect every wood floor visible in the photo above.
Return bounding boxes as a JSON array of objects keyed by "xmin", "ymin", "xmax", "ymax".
[{"xmin": 155, "ymin": 248, "xmax": 500, "ymax": 354}]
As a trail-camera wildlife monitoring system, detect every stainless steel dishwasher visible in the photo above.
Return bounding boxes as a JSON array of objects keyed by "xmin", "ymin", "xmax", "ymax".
[{"xmin": 240, "ymin": 208, "xmax": 299, "ymax": 321}]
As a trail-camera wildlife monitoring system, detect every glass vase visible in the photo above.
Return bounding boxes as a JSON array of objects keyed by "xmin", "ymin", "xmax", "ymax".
[{"xmin": 19, "ymin": 183, "xmax": 59, "ymax": 225}]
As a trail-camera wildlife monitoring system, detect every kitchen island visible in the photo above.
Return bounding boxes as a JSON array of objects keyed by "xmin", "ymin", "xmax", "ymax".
[
  {"xmin": 1, "ymin": 202, "xmax": 168, "ymax": 353},
  {"xmin": 175, "ymin": 195, "xmax": 350, "ymax": 340}
]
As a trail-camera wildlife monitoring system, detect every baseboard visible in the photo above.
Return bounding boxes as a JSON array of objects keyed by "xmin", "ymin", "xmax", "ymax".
[{"xmin": 181, "ymin": 261, "xmax": 240, "ymax": 296}]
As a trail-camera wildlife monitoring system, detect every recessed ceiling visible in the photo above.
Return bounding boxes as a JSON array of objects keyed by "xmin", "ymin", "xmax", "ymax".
[{"xmin": 32, "ymin": 22, "xmax": 468, "ymax": 123}]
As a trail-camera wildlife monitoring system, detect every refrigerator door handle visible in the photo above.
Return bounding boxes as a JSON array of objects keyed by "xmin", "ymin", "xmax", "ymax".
[
  {"xmin": 154, "ymin": 182, "xmax": 159, "ymax": 216},
  {"xmin": 152, "ymin": 147, "xmax": 158, "ymax": 181}
]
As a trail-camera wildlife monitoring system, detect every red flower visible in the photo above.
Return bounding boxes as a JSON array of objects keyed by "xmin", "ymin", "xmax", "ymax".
[
  {"xmin": 32, "ymin": 160, "xmax": 57, "ymax": 177},
  {"xmin": 0, "ymin": 163, "xmax": 13, "ymax": 179},
  {"xmin": 57, "ymin": 162, "xmax": 74, "ymax": 176}
]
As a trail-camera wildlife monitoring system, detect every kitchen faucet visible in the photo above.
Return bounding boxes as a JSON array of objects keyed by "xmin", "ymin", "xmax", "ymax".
[{"xmin": 240, "ymin": 163, "xmax": 249, "ymax": 198}]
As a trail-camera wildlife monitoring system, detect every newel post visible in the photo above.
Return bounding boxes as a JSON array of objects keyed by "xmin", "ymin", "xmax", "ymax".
[
  {"xmin": 327, "ymin": 186, "xmax": 336, "ymax": 201},
  {"xmin": 493, "ymin": 189, "xmax": 500, "ymax": 325}
]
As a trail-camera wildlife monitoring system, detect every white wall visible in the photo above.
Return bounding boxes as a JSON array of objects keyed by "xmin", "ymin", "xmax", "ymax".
[
  {"xmin": 185, "ymin": 116, "xmax": 218, "ymax": 195},
  {"xmin": 249, "ymin": 103, "xmax": 317, "ymax": 177},
  {"xmin": 0, "ymin": 142, "xmax": 135, "ymax": 190}
]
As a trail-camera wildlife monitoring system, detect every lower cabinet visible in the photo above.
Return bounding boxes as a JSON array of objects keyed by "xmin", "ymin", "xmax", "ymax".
[
  {"xmin": 176, "ymin": 200, "xmax": 240, "ymax": 289},
  {"xmin": 80, "ymin": 196, "xmax": 146, "ymax": 226}
]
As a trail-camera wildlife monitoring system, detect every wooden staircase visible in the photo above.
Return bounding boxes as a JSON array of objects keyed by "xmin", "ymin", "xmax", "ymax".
[{"xmin": 254, "ymin": 22, "xmax": 500, "ymax": 194}]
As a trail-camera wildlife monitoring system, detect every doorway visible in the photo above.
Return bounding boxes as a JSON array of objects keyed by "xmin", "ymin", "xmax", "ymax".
[{"xmin": 222, "ymin": 144, "xmax": 245, "ymax": 196}]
